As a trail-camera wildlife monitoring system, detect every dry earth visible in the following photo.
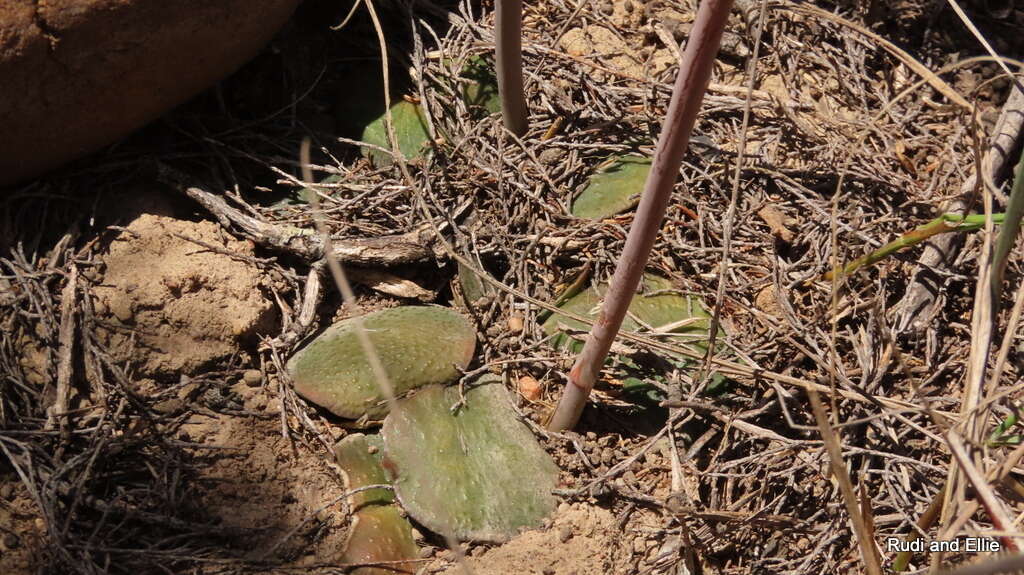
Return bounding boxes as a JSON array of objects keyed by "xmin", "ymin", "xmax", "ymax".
[
  {"xmin": 92, "ymin": 214, "xmax": 277, "ymax": 378},
  {"xmin": 3, "ymin": 0, "xmax": 1024, "ymax": 574}
]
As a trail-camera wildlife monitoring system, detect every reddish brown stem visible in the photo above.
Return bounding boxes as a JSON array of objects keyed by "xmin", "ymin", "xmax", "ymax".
[
  {"xmin": 495, "ymin": 0, "xmax": 528, "ymax": 136},
  {"xmin": 547, "ymin": 0, "xmax": 735, "ymax": 431}
]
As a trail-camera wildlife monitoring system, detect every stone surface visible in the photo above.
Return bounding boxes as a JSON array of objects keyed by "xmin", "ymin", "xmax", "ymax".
[{"xmin": 0, "ymin": 0, "xmax": 300, "ymax": 185}]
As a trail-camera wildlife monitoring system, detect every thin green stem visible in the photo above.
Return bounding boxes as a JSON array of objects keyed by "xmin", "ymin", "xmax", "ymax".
[
  {"xmin": 823, "ymin": 213, "xmax": 1007, "ymax": 281},
  {"xmin": 991, "ymin": 146, "xmax": 1024, "ymax": 302}
]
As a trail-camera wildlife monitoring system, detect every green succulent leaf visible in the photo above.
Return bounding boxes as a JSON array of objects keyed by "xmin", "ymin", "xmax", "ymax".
[
  {"xmin": 621, "ymin": 376, "xmax": 666, "ymax": 404},
  {"xmin": 461, "ymin": 56, "xmax": 501, "ymax": 114},
  {"xmin": 334, "ymin": 434, "xmax": 393, "ymax": 508},
  {"xmin": 335, "ymin": 434, "xmax": 419, "ymax": 575},
  {"xmin": 360, "ymin": 99, "xmax": 431, "ymax": 166},
  {"xmin": 342, "ymin": 505, "xmax": 420, "ymax": 575},
  {"xmin": 287, "ymin": 306, "xmax": 476, "ymax": 419},
  {"xmin": 456, "ymin": 260, "xmax": 492, "ymax": 309},
  {"xmin": 333, "ymin": 62, "xmax": 430, "ymax": 166},
  {"xmin": 382, "ymin": 377, "xmax": 559, "ymax": 543},
  {"xmin": 541, "ymin": 274, "xmax": 711, "ymax": 354},
  {"xmin": 571, "ymin": 155, "xmax": 652, "ymax": 220}
]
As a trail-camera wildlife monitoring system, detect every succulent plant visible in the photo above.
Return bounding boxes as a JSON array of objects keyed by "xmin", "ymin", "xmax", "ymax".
[
  {"xmin": 335, "ymin": 434, "xmax": 419, "ymax": 575},
  {"xmin": 381, "ymin": 377, "xmax": 559, "ymax": 543},
  {"xmin": 546, "ymin": 0, "xmax": 736, "ymax": 431},
  {"xmin": 287, "ymin": 306, "xmax": 476, "ymax": 419},
  {"xmin": 461, "ymin": 56, "xmax": 502, "ymax": 115},
  {"xmin": 542, "ymin": 274, "xmax": 711, "ymax": 353},
  {"xmin": 335, "ymin": 434, "xmax": 394, "ymax": 508},
  {"xmin": 456, "ymin": 260, "xmax": 493, "ymax": 309},
  {"xmin": 570, "ymin": 155, "xmax": 652, "ymax": 220},
  {"xmin": 360, "ymin": 99, "xmax": 432, "ymax": 166}
]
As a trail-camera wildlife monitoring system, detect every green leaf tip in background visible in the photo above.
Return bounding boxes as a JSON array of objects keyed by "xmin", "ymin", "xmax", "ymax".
[
  {"xmin": 332, "ymin": 62, "xmax": 430, "ymax": 165},
  {"xmin": 456, "ymin": 260, "xmax": 492, "ymax": 309},
  {"xmin": 571, "ymin": 155, "xmax": 652, "ymax": 220},
  {"xmin": 335, "ymin": 434, "xmax": 419, "ymax": 575},
  {"xmin": 272, "ymin": 173, "xmax": 343, "ymax": 208},
  {"xmin": 461, "ymin": 55, "xmax": 501, "ymax": 114},
  {"xmin": 991, "ymin": 145, "xmax": 1024, "ymax": 300},
  {"xmin": 542, "ymin": 274, "xmax": 711, "ymax": 354},
  {"xmin": 335, "ymin": 434, "xmax": 394, "ymax": 508},
  {"xmin": 287, "ymin": 306, "xmax": 476, "ymax": 419},
  {"xmin": 987, "ymin": 410, "xmax": 1021, "ymax": 447},
  {"xmin": 382, "ymin": 376, "xmax": 559, "ymax": 543},
  {"xmin": 360, "ymin": 98, "xmax": 432, "ymax": 166}
]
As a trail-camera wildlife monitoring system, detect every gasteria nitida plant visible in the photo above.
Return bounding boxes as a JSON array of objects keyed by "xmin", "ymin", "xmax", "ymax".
[
  {"xmin": 547, "ymin": 0, "xmax": 736, "ymax": 431},
  {"xmin": 495, "ymin": 0, "xmax": 528, "ymax": 136}
]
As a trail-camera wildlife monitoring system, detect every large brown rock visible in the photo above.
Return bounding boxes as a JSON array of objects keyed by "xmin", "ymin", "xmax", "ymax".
[{"xmin": 0, "ymin": 0, "xmax": 301, "ymax": 185}]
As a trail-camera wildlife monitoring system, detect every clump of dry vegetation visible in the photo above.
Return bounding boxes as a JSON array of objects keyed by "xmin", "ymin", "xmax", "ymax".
[{"xmin": 2, "ymin": 0, "xmax": 1023, "ymax": 574}]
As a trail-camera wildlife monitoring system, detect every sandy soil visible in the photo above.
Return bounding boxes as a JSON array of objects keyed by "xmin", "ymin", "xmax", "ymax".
[
  {"xmin": 92, "ymin": 214, "xmax": 277, "ymax": 378},
  {"xmin": 2, "ymin": 0, "xmax": 1023, "ymax": 574}
]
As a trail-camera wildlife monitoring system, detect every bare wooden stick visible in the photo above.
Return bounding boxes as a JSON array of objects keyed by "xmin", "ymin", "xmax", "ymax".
[
  {"xmin": 946, "ymin": 431, "xmax": 1020, "ymax": 552},
  {"xmin": 806, "ymin": 389, "xmax": 883, "ymax": 575},
  {"xmin": 495, "ymin": 0, "xmax": 528, "ymax": 136},
  {"xmin": 546, "ymin": 0, "xmax": 735, "ymax": 431},
  {"xmin": 48, "ymin": 265, "xmax": 77, "ymax": 438},
  {"xmin": 895, "ymin": 86, "xmax": 1024, "ymax": 333},
  {"xmin": 940, "ymin": 553, "xmax": 1024, "ymax": 575},
  {"xmin": 157, "ymin": 164, "xmax": 434, "ymax": 266}
]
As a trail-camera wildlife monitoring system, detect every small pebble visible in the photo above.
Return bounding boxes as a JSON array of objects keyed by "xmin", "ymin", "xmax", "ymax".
[
  {"xmin": 507, "ymin": 314, "xmax": 524, "ymax": 333},
  {"xmin": 518, "ymin": 376, "xmax": 543, "ymax": 401},
  {"xmin": 232, "ymin": 381, "xmax": 259, "ymax": 402},
  {"xmin": 176, "ymin": 382, "xmax": 200, "ymax": 401},
  {"xmin": 242, "ymin": 370, "xmax": 262, "ymax": 387},
  {"xmin": 0, "ymin": 483, "xmax": 14, "ymax": 500},
  {"xmin": 558, "ymin": 525, "xmax": 573, "ymax": 543},
  {"xmin": 538, "ymin": 148, "xmax": 565, "ymax": 165},
  {"xmin": 152, "ymin": 398, "xmax": 184, "ymax": 415}
]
